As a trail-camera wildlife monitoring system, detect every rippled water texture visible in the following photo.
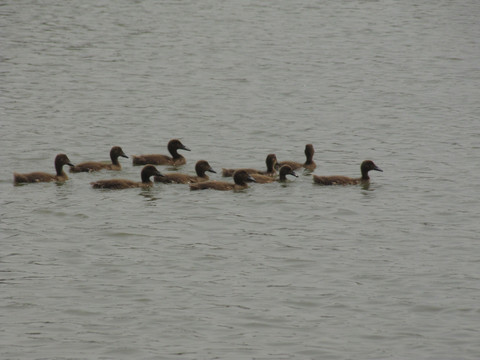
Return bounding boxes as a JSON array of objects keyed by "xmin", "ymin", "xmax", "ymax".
[{"xmin": 1, "ymin": 1, "xmax": 480, "ymax": 359}]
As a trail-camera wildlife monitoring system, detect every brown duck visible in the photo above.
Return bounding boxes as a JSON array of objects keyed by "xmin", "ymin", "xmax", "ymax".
[
  {"xmin": 190, "ymin": 170, "xmax": 256, "ymax": 191},
  {"xmin": 132, "ymin": 139, "xmax": 190, "ymax": 166},
  {"xmin": 14, "ymin": 154, "xmax": 74, "ymax": 184},
  {"xmin": 154, "ymin": 160, "xmax": 216, "ymax": 184},
  {"xmin": 251, "ymin": 165, "xmax": 298, "ymax": 183},
  {"xmin": 91, "ymin": 165, "xmax": 163, "ymax": 189},
  {"xmin": 70, "ymin": 146, "xmax": 128, "ymax": 172},
  {"xmin": 313, "ymin": 160, "xmax": 382, "ymax": 185},
  {"xmin": 278, "ymin": 144, "xmax": 316, "ymax": 171},
  {"xmin": 222, "ymin": 154, "xmax": 277, "ymax": 177}
]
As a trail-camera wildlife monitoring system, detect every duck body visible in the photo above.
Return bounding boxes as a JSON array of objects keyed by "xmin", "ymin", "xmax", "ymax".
[
  {"xmin": 190, "ymin": 170, "xmax": 255, "ymax": 191},
  {"xmin": 222, "ymin": 154, "xmax": 277, "ymax": 177},
  {"xmin": 132, "ymin": 139, "xmax": 190, "ymax": 166},
  {"xmin": 313, "ymin": 160, "xmax": 382, "ymax": 186},
  {"xmin": 278, "ymin": 144, "xmax": 316, "ymax": 171},
  {"xmin": 13, "ymin": 154, "xmax": 74, "ymax": 184},
  {"xmin": 155, "ymin": 160, "xmax": 216, "ymax": 184},
  {"xmin": 91, "ymin": 165, "xmax": 163, "ymax": 189},
  {"xmin": 250, "ymin": 173, "xmax": 276, "ymax": 183},
  {"xmin": 70, "ymin": 146, "xmax": 128, "ymax": 173}
]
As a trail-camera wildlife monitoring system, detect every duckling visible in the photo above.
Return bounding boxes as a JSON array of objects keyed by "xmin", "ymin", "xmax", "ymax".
[
  {"xmin": 132, "ymin": 139, "xmax": 190, "ymax": 166},
  {"xmin": 70, "ymin": 146, "xmax": 128, "ymax": 172},
  {"xmin": 14, "ymin": 154, "xmax": 74, "ymax": 184},
  {"xmin": 91, "ymin": 165, "xmax": 163, "ymax": 189},
  {"xmin": 154, "ymin": 160, "xmax": 216, "ymax": 184},
  {"xmin": 190, "ymin": 170, "xmax": 255, "ymax": 191},
  {"xmin": 251, "ymin": 165, "xmax": 298, "ymax": 183},
  {"xmin": 278, "ymin": 144, "xmax": 316, "ymax": 171},
  {"xmin": 222, "ymin": 154, "xmax": 277, "ymax": 177},
  {"xmin": 313, "ymin": 160, "xmax": 382, "ymax": 185}
]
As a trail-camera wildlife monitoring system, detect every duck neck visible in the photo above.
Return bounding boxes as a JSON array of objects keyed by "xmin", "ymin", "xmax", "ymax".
[
  {"xmin": 111, "ymin": 155, "xmax": 120, "ymax": 166},
  {"xmin": 141, "ymin": 172, "xmax": 153, "ymax": 183},
  {"xmin": 361, "ymin": 169, "xmax": 370, "ymax": 180},
  {"xmin": 304, "ymin": 153, "xmax": 314, "ymax": 165},
  {"xmin": 55, "ymin": 163, "xmax": 66, "ymax": 177},
  {"xmin": 234, "ymin": 179, "xmax": 247, "ymax": 186},
  {"xmin": 266, "ymin": 161, "xmax": 276, "ymax": 172},
  {"xmin": 168, "ymin": 146, "xmax": 182, "ymax": 159}
]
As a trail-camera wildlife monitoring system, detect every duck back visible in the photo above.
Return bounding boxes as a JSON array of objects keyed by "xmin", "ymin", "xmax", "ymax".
[
  {"xmin": 250, "ymin": 174, "xmax": 275, "ymax": 183},
  {"xmin": 91, "ymin": 179, "xmax": 143, "ymax": 189},
  {"xmin": 190, "ymin": 180, "xmax": 237, "ymax": 191},
  {"xmin": 312, "ymin": 175, "xmax": 359, "ymax": 186},
  {"xmin": 71, "ymin": 161, "xmax": 118, "ymax": 173},
  {"xmin": 14, "ymin": 171, "xmax": 65, "ymax": 183},
  {"xmin": 132, "ymin": 154, "xmax": 184, "ymax": 166},
  {"xmin": 155, "ymin": 173, "xmax": 196, "ymax": 184}
]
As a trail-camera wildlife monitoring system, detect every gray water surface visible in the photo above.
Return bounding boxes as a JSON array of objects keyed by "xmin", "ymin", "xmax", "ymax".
[{"xmin": 1, "ymin": 1, "xmax": 480, "ymax": 359}]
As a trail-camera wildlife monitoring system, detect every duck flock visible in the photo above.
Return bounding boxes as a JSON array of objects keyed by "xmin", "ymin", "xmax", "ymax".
[{"xmin": 13, "ymin": 139, "xmax": 382, "ymax": 190}]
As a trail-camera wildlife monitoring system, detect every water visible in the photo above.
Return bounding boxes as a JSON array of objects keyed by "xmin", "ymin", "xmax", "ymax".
[{"xmin": 1, "ymin": 1, "xmax": 479, "ymax": 359}]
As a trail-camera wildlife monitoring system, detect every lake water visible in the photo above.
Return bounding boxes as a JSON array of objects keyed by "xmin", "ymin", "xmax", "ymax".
[{"xmin": 1, "ymin": 1, "xmax": 479, "ymax": 359}]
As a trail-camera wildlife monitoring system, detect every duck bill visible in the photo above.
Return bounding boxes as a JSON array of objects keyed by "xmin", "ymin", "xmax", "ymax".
[
  {"xmin": 208, "ymin": 168, "xmax": 217, "ymax": 173},
  {"xmin": 374, "ymin": 166, "xmax": 383, "ymax": 172}
]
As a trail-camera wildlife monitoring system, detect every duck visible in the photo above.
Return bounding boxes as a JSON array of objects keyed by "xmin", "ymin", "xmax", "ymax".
[
  {"xmin": 312, "ymin": 160, "xmax": 382, "ymax": 185},
  {"xmin": 154, "ymin": 160, "xmax": 216, "ymax": 184},
  {"xmin": 13, "ymin": 154, "xmax": 74, "ymax": 184},
  {"xmin": 70, "ymin": 146, "xmax": 128, "ymax": 172},
  {"xmin": 132, "ymin": 139, "xmax": 190, "ymax": 166},
  {"xmin": 278, "ymin": 144, "xmax": 316, "ymax": 171},
  {"xmin": 190, "ymin": 169, "xmax": 256, "ymax": 191},
  {"xmin": 222, "ymin": 154, "xmax": 277, "ymax": 177},
  {"xmin": 251, "ymin": 165, "xmax": 298, "ymax": 183},
  {"xmin": 91, "ymin": 165, "xmax": 163, "ymax": 189}
]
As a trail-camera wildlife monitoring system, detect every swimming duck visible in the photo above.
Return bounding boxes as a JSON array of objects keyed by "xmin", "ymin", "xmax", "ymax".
[
  {"xmin": 312, "ymin": 160, "xmax": 382, "ymax": 185},
  {"xmin": 190, "ymin": 169, "xmax": 256, "ymax": 191},
  {"xmin": 13, "ymin": 154, "xmax": 74, "ymax": 184},
  {"xmin": 222, "ymin": 154, "xmax": 277, "ymax": 177},
  {"xmin": 91, "ymin": 165, "xmax": 163, "ymax": 189},
  {"xmin": 154, "ymin": 160, "xmax": 216, "ymax": 184},
  {"xmin": 278, "ymin": 144, "xmax": 316, "ymax": 171},
  {"xmin": 70, "ymin": 146, "xmax": 128, "ymax": 172},
  {"xmin": 132, "ymin": 139, "xmax": 190, "ymax": 166},
  {"xmin": 251, "ymin": 165, "xmax": 298, "ymax": 183}
]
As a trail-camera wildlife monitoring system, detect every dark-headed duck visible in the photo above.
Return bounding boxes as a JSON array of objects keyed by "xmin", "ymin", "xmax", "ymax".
[
  {"xmin": 70, "ymin": 146, "xmax": 128, "ymax": 172},
  {"xmin": 313, "ymin": 160, "xmax": 382, "ymax": 185},
  {"xmin": 132, "ymin": 139, "xmax": 190, "ymax": 166},
  {"xmin": 154, "ymin": 160, "xmax": 216, "ymax": 184},
  {"xmin": 13, "ymin": 154, "xmax": 74, "ymax": 184},
  {"xmin": 91, "ymin": 165, "xmax": 163, "ymax": 189},
  {"xmin": 190, "ymin": 169, "xmax": 255, "ymax": 191},
  {"xmin": 278, "ymin": 144, "xmax": 316, "ymax": 171},
  {"xmin": 252, "ymin": 165, "xmax": 299, "ymax": 183},
  {"xmin": 222, "ymin": 154, "xmax": 277, "ymax": 177}
]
